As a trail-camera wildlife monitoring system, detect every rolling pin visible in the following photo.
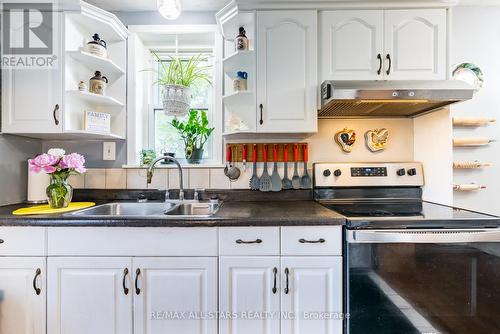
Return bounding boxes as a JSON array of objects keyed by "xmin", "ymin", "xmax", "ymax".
[
  {"xmin": 453, "ymin": 138, "xmax": 495, "ymax": 147},
  {"xmin": 453, "ymin": 184, "xmax": 486, "ymax": 191},
  {"xmin": 453, "ymin": 161, "xmax": 493, "ymax": 169},
  {"xmin": 453, "ymin": 117, "xmax": 496, "ymax": 127}
]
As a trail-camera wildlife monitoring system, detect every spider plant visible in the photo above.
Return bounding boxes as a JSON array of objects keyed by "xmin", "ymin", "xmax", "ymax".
[{"xmin": 152, "ymin": 53, "xmax": 212, "ymax": 87}]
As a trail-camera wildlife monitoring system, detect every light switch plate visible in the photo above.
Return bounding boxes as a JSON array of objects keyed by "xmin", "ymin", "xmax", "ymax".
[{"xmin": 103, "ymin": 142, "xmax": 116, "ymax": 161}]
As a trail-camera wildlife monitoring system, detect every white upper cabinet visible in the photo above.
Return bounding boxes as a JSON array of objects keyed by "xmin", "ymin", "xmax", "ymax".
[
  {"xmin": 256, "ymin": 11, "xmax": 318, "ymax": 133},
  {"xmin": 384, "ymin": 9, "xmax": 447, "ymax": 80},
  {"xmin": 133, "ymin": 257, "xmax": 217, "ymax": 334},
  {"xmin": 319, "ymin": 8, "xmax": 447, "ymax": 81},
  {"xmin": 47, "ymin": 257, "xmax": 133, "ymax": 334},
  {"xmin": 0, "ymin": 257, "xmax": 46, "ymax": 334},
  {"xmin": 320, "ymin": 11, "xmax": 384, "ymax": 81},
  {"xmin": 1, "ymin": 12, "xmax": 63, "ymax": 134}
]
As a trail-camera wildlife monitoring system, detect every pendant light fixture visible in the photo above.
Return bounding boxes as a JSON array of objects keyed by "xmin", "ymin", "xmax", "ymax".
[{"xmin": 157, "ymin": 0, "xmax": 182, "ymax": 20}]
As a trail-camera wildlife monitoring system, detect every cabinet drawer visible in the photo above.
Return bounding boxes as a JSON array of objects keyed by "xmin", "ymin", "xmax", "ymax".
[
  {"xmin": 219, "ymin": 227, "xmax": 280, "ymax": 255},
  {"xmin": 48, "ymin": 227, "xmax": 218, "ymax": 256},
  {"xmin": 0, "ymin": 227, "xmax": 46, "ymax": 256},
  {"xmin": 281, "ymin": 226, "xmax": 342, "ymax": 256}
]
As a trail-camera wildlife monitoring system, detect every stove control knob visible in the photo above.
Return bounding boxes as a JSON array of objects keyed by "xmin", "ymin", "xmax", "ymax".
[
  {"xmin": 407, "ymin": 168, "xmax": 417, "ymax": 176},
  {"xmin": 397, "ymin": 168, "xmax": 406, "ymax": 176},
  {"xmin": 334, "ymin": 169, "xmax": 342, "ymax": 177},
  {"xmin": 323, "ymin": 169, "xmax": 331, "ymax": 177}
]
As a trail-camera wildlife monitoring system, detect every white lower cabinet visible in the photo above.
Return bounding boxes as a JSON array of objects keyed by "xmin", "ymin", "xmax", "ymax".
[
  {"xmin": 47, "ymin": 257, "xmax": 133, "ymax": 334},
  {"xmin": 0, "ymin": 257, "xmax": 46, "ymax": 334},
  {"xmin": 133, "ymin": 257, "xmax": 218, "ymax": 334},
  {"xmin": 219, "ymin": 256, "xmax": 280, "ymax": 334},
  {"xmin": 219, "ymin": 226, "xmax": 343, "ymax": 334},
  {"xmin": 281, "ymin": 257, "xmax": 343, "ymax": 334}
]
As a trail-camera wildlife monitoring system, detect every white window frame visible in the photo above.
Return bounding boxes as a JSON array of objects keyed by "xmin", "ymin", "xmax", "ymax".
[{"xmin": 127, "ymin": 24, "xmax": 223, "ymax": 166}]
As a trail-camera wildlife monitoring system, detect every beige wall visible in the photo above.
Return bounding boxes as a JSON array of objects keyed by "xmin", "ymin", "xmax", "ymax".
[{"xmin": 306, "ymin": 119, "xmax": 414, "ymax": 163}]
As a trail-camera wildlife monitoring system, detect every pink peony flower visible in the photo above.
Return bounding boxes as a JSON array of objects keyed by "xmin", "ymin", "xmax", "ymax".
[
  {"xmin": 60, "ymin": 153, "xmax": 86, "ymax": 173},
  {"xmin": 28, "ymin": 154, "xmax": 60, "ymax": 174}
]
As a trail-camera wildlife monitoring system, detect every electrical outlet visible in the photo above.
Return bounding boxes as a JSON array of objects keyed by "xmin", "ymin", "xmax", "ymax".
[{"xmin": 103, "ymin": 142, "xmax": 116, "ymax": 161}]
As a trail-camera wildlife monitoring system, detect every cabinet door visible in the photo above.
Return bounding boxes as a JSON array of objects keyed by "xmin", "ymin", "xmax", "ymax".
[
  {"xmin": 1, "ymin": 11, "xmax": 63, "ymax": 134},
  {"xmin": 219, "ymin": 256, "xmax": 280, "ymax": 334},
  {"xmin": 256, "ymin": 11, "xmax": 317, "ymax": 133},
  {"xmin": 0, "ymin": 257, "xmax": 46, "ymax": 334},
  {"xmin": 133, "ymin": 257, "xmax": 217, "ymax": 334},
  {"xmin": 384, "ymin": 9, "xmax": 447, "ymax": 80},
  {"xmin": 281, "ymin": 257, "xmax": 343, "ymax": 334},
  {"xmin": 320, "ymin": 11, "xmax": 384, "ymax": 81},
  {"xmin": 47, "ymin": 257, "xmax": 133, "ymax": 334}
]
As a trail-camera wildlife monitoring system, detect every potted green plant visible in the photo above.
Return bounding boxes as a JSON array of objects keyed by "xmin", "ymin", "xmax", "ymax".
[
  {"xmin": 153, "ymin": 53, "xmax": 212, "ymax": 117},
  {"xmin": 170, "ymin": 110, "xmax": 215, "ymax": 164}
]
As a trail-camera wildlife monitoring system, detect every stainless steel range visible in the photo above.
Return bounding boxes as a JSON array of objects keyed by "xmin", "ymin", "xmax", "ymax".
[{"xmin": 313, "ymin": 162, "xmax": 500, "ymax": 334}]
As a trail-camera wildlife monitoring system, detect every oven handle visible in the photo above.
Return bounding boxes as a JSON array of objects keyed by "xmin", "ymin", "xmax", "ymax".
[{"xmin": 347, "ymin": 229, "xmax": 500, "ymax": 244}]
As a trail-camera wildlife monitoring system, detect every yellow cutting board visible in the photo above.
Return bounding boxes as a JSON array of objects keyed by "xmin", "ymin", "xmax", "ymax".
[{"xmin": 13, "ymin": 202, "xmax": 96, "ymax": 216}]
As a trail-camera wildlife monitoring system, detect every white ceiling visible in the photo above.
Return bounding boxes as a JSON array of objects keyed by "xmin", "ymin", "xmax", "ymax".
[{"xmin": 86, "ymin": 0, "xmax": 229, "ymax": 12}]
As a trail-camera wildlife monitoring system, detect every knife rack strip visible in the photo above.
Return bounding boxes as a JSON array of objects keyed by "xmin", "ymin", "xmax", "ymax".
[{"xmin": 226, "ymin": 143, "xmax": 307, "ymax": 162}]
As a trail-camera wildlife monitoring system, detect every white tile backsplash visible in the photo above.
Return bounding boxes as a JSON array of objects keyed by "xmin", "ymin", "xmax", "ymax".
[
  {"xmin": 84, "ymin": 169, "xmax": 106, "ymax": 189},
  {"xmin": 68, "ymin": 173, "xmax": 85, "ymax": 189},
  {"xmin": 105, "ymin": 169, "xmax": 127, "ymax": 189},
  {"xmin": 230, "ymin": 163, "xmax": 252, "ymax": 189},
  {"xmin": 80, "ymin": 166, "xmax": 281, "ymax": 191},
  {"xmin": 168, "ymin": 169, "xmax": 189, "ymax": 190},
  {"xmin": 189, "ymin": 169, "xmax": 210, "ymax": 189},
  {"xmin": 209, "ymin": 168, "xmax": 231, "ymax": 189},
  {"xmin": 126, "ymin": 169, "xmax": 147, "ymax": 189}
]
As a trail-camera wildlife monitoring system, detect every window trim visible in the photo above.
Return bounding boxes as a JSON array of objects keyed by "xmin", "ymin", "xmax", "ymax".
[{"xmin": 127, "ymin": 24, "xmax": 223, "ymax": 166}]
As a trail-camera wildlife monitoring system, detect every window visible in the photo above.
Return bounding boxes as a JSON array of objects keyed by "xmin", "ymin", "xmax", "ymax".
[
  {"xmin": 127, "ymin": 25, "xmax": 222, "ymax": 166},
  {"xmin": 151, "ymin": 54, "xmax": 214, "ymax": 159}
]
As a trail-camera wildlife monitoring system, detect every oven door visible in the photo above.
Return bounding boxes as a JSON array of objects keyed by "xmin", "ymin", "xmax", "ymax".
[{"xmin": 346, "ymin": 229, "xmax": 500, "ymax": 334}]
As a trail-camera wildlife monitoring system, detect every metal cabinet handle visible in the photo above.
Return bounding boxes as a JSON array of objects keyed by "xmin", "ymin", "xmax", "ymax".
[
  {"xmin": 377, "ymin": 54, "xmax": 382, "ymax": 75},
  {"xmin": 122, "ymin": 268, "xmax": 129, "ymax": 295},
  {"xmin": 259, "ymin": 104, "xmax": 263, "ymax": 125},
  {"xmin": 386, "ymin": 54, "xmax": 392, "ymax": 75},
  {"xmin": 236, "ymin": 239, "xmax": 262, "ymax": 244},
  {"xmin": 299, "ymin": 238, "xmax": 325, "ymax": 244},
  {"xmin": 53, "ymin": 104, "xmax": 60, "ymax": 125},
  {"xmin": 272, "ymin": 267, "xmax": 277, "ymax": 294},
  {"xmin": 284, "ymin": 268, "xmax": 290, "ymax": 294},
  {"xmin": 33, "ymin": 268, "xmax": 41, "ymax": 295},
  {"xmin": 135, "ymin": 268, "xmax": 141, "ymax": 295}
]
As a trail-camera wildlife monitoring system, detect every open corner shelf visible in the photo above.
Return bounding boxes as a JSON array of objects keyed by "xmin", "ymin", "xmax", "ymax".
[
  {"xmin": 62, "ymin": 130, "xmax": 125, "ymax": 140},
  {"xmin": 66, "ymin": 90, "xmax": 125, "ymax": 108},
  {"xmin": 67, "ymin": 50, "xmax": 124, "ymax": 79},
  {"xmin": 223, "ymin": 91, "xmax": 254, "ymax": 106},
  {"xmin": 223, "ymin": 50, "xmax": 254, "ymax": 73}
]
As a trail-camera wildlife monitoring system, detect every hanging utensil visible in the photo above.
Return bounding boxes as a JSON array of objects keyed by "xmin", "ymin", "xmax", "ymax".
[
  {"xmin": 249, "ymin": 144, "xmax": 260, "ymax": 190},
  {"xmin": 282, "ymin": 144, "xmax": 293, "ymax": 190},
  {"xmin": 300, "ymin": 143, "xmax": 312, "ymax": 189},
  {"xmin": 259, "ymin": 144, "xmax": 272, "ymax": 192},
  {"xmin": 242, "ymin": 144, "xmax": 248, "ymax": 171},
  {"xmin": 225, "ymin": 145, "xmax": 241, "ymax": 181},
  {"xmin": 271, "ymin": 144, "xmax": 282, "ymax": 192},
  {"xmin": 291, "ymin": 144, "xmax": 301, "ymax": 190},
  {"xmin": 223, "ymin": 145, "xmax": 231, "ymax": 176}
]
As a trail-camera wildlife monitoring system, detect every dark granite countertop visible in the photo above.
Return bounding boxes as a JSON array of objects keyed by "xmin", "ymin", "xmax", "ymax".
[{"xmin": 0, "ymin": 190, "xmax": 345, "ymax": 227}]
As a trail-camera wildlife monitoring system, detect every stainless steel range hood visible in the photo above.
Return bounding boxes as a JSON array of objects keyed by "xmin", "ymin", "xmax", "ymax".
[{"xmin": 319, "ymin": 80, "xmax": 474, "ymax": 118}]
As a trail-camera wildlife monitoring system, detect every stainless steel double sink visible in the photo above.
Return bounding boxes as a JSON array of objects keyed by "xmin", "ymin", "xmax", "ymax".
[{"xmin": 68, "ymin": 201, "xmax": 220, "ymax": 218}]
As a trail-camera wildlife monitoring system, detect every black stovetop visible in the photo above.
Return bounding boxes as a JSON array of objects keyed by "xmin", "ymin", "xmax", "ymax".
[{"xmin": 320, "ymin": 200, "xmax": 500, "ymax": 230}]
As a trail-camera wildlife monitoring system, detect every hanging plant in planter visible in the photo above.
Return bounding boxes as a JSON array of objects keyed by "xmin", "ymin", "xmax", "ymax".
[
  {"xmin": 171, "ymin": 110, "xmax": 215, "ymax": 164},
  {"xmin": 153, "ymin": 53, "xmax": 212, "ymax": 117}
]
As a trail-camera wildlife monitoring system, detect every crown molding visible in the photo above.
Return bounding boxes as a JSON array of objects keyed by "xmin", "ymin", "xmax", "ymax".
[{"xmin": 235, "ymin": 0, "xmax": 459, "ymax": 10}]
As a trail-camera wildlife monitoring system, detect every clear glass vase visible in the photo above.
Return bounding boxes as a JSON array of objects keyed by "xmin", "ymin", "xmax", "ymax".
[{"xmin": 46, "ymin": 174, "xmax": 73, "ymax": 209}]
